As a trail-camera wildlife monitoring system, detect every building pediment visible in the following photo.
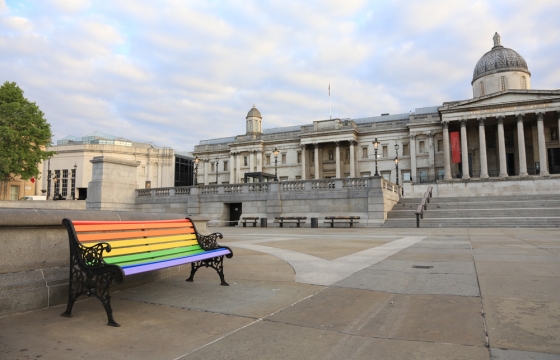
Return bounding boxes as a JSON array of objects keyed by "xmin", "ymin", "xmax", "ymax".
[{"xmin": 440, "ymin": 89, "xmax": 560, "ymax": 121}]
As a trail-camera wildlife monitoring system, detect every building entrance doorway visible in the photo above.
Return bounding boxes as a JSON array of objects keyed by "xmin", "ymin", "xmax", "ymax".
[
  {"xmin": 548, "ymin": 148, "xmax": 560, "ymax": 174},
  {"xmin": 506, "ymin": 153, "xmax": 515, "ymax": 175},
  {"xmin": 229, "ymin": 203, "xmax": 242, "ymax": 227}
]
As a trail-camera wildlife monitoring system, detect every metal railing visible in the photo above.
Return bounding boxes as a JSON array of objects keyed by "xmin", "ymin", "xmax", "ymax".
[{"xmin": 414, "ymin": 186, "xmax": 433, "ymax": 228}]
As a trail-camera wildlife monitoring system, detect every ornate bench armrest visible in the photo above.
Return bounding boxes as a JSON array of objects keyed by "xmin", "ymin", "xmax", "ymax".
[{"xmin": 197, "ymin": 232, "xmax": 223, "ymax": 251}]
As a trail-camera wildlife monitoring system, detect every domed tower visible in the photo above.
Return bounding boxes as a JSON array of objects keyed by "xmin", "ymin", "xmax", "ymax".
[
  {"xmin": 472, "ymin": 33, "xmax": 531, "ymax": 98},
  {"xmin": 246, "ymin": 105, "xmax": 262, "ymax": 134}
]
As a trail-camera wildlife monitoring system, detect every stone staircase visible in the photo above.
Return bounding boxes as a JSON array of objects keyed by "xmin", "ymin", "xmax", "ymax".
[{"xmin": 383, "ymin": 194, "xmax": 560, "ymax": 228}]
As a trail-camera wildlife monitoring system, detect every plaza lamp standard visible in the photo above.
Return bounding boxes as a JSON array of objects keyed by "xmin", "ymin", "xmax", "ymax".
[
  {"xmin": 373, "ymin": 138, "xmax": 380, "ymax": 176},
  {"xmin": 194, "ymin": 156, "xmax": 199, "ymax": 186},
  {"xmin": 394, "ymin": 143, "xmax": 400, "ymax": 186},
  {"xmin": 273, "ymin": 147, "xmax": 279, "ymax": 181}
]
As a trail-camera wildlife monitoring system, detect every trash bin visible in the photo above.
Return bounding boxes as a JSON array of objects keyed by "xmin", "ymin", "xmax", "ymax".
[
  {"xmin": 311, "ymin": 218, "xmax": 318, "ymax": 228},
  {"xmin": 260, "ymin": 218, "xmax": 267, "ymax": 228}
]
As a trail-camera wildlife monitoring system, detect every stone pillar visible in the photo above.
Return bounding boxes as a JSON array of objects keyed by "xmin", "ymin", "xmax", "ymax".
[
  {"xmin": 314, "ymin": 143, "xmax": 320, "ymax": 179},
  {"xmin": 516, "ymin": 114, "xmax": 528, "ymax": 176},
  {"xmin": 537, "ymin": 112, "xmax": 549, "ymax": 175},
  {"xmin": 349, "ymin": 141, "xmax": 356, "ymax": 177},
  {"xmin": 236, "ymin": 154, "xmax": 242, "ymax": 183},
  {"xmin": 86, "ymin": 156, "xmax": 139, "ymax": 210},
  {"xmin": 249, "ymin": 150, "xmax": 255, "ymax": 172},
  {"xmin": 409, "ymin": 134, "xmax": 417, "ymax": 182},
  {"xmin": 478, "ymin": 118, "xmax": 489, "ymax": 178},
  {"xmin": 335, "ymin": 142, "xmax": 341, "ymax": 178},
  {"xmin": 229, "ymin": 153, "xmax": 235, "ymax": 184},
  {"xmin": 497, "ymin": 116, "xmax": 508, "ymax": 177},
  {"xmin": 257, "ymin": 150, "xmax": 263, "ymax": 172},
  {"xmin": 204, "ymin": 160, "xmax": 209, "ymax": 185},
  {"xmin": 460, "ymin": 120, "xmax": 470, "ymax": 179},
  {"xmin": 300, "ymin": 145, "xmax": 306, "ymax": 180},
  {"xmin": 427, "ymin": 133, "xmax": 435, "ymax": 179},
  {"xmin": 442, "ymin": 122, "xmax": 452, "ymax": 180}
]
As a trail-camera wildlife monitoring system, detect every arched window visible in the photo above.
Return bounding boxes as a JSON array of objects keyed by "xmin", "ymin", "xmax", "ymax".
[
  {"xmin": 521, "ymin": 76, "xmax": 526, "ymax": 89},
  {"xmin": 500, "ymin": 76, "xmax": 506, "ymax": 91},
  {"xmin": 480, "ymin": 81, "xmax": 485, "ymax": 96}
]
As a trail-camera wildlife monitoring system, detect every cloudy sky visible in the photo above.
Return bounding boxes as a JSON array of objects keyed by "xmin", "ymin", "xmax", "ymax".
[{"xmin": 1, "ymin": 0, "xmax": 559, "ymax": 151}]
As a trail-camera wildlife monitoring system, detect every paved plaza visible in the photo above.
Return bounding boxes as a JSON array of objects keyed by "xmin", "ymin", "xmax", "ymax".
[{"xmin": 1, "ymin": 227, "xmax": 559, "ymax": 359}]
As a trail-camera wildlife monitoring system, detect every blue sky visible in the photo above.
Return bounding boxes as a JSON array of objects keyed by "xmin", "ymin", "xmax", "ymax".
[{"xmin": 1, "ymin": 0, "xmax": 559, "ymax": 151}]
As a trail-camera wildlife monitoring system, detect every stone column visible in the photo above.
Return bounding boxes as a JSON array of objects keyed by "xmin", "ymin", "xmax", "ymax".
[
  {"xmin": 427, "ymin": 133, "xmax": 435, "ymax": 179},
  {"xmin": 478, "ymin": 118, "xmax": 489, "ymax": 178},
  {"xmin": 335, "ymin": 142, "xmax": 341, "ymax": 178},
  {"xmin": 229, "ymin": 153, "xmax": 235, "ymax": 184},
  {"xmin": 497, "ymin": 116, "xmax": 508, "ymax": 177},
  {"xmin": 442, "ymin": 122, "xmax": 452, "ymax": 180},
  {"xmin": 257, "ymin": 150, "xmax": 263, "ymax": 172},
  {"xmin": 314, "ymin": 143, "xmax": 320, "ymax": 179},
  {"xmin": 516, "ymin": 114, "xmax": 528, "ymax": 176},
  {"xmin": 409, "ymin": 134, "xmax": 417, "ymax": 182},
  {"xmin": 236, "ymin": 154, "xmax": 242, "ymax": 183},
  {"xmin": 537, "ymin": 112, "xmax": 549, "ymax": 175},
  {"xmin": 300, "ymin": 145, "xmax": 306, "ymax": 180},
  {"xmin": 460, "ymin": 119, "xmax": 470, "ymax": 179},
  {"xmin": 203, "ymin": 160, "xmax": 209, "ymax": 185},
  {"xmin": 249, "ymin": 151, "xmax": 254, "ymax": 173},
  {"xmin": 349, "ymin": 141, "xmax": 356, "ymax": 177}
]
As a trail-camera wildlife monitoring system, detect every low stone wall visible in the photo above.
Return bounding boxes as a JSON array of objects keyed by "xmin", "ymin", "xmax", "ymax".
[
  {"xmin": 0, "ymin": 209, "xmax": 188, "ymax": 318},
  {"xmin": 0, "ymin": 200, "xmax": 87, "ymax": 210},
  {"xmin": 403, "ymin": 175, "xmax": 560, "ymax": 198}
]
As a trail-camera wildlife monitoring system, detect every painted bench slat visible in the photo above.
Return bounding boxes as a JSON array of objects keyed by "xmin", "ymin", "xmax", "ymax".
[
  {"xmin": 122, "ymin": 248, "xmax": 232, "ymax": 276},
  {"xmin": 72, "ymin": 219, "xmax": 192, "ymax": 229},
  {"xmin": 103, "ymin": 244, "xmax": 203, "ymax": 265},
  {"xmin": 82, "ymin": 234, "xmax": 196, "ymax": 249},
  {"xmin": 100, "ymin": 239, "xmax": 199, "ymax": 257},
  {"xmin": 77, "ymin": 228, "xmax": 195, "ymax": 242},
  {"xmin": 114, "ymin": 248, "xmax": 207, "ymax": 269}
]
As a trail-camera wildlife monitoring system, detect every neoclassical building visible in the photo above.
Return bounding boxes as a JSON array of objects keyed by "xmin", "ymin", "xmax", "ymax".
[{"xmin": 193, "ymin": 33, "xmax": 560, "ymax": 187}]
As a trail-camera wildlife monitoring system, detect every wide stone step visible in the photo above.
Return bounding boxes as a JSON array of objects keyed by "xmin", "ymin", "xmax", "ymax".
[
  {"xmin": 383, "ymin": 218, "xmax": 560, "ymax": 228},
  {"xmin": 387, "ymin": 208, "xmax": 560, "ymax": 219}
]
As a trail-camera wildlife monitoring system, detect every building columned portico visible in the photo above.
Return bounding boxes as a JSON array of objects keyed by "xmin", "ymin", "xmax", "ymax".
[{"xmin": 193, "ymin": 34, "xmax": 560, "ymax": 189}]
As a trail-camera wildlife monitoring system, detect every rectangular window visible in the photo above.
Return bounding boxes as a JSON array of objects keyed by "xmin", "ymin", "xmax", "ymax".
[
  {"xmin": 437, "ymin": 168, "xmax": 445, "ymax": 180},
  {"xmin": 403, "ymin": 171, "xmax": 411, "ymax": 182},
  {"xmin": 328, "ymin": 150, "xmax": 334, "ymax": 161},
  {"xmin": 295, "ymin": 176, "xmax": 301, "ymax": 180},
  {"xmin": 243, "ymin": 156, "xmax": 248, "ymax": 166},
  {"xmin": 282, "ymin": 154, "xmax": 286, "ymax": 165},
  {"xmin": 381, "ymin": 171, "xmax": 390, "ymax": 181},
  {"xmin": 521, "ymin": 76, "xmax": 526, "ymax": 89},
  {"xmin": 419, "ymin": 141, "xmax": 425, "ymax": 153},
  {"xmin": 419, "ymin": 169, "xmax": 428, "ymax": 183},
  {"xmin": 382, "ymin": 146, "xmax": 388, "ymax": 158},
  {"xmin": 297, "ymin": 152, "xmax": 301, "ymax": 164},
  {"xmin": 345, "ymin": 149, "xmax": 350, "ymax": 161},
  {"xmin": 10, "ymin": 185, "xmax": 19, "ymax": 200},
  {"xmin": 551, "ymin": 127, "xmax": 558, "ymax": 142},
  {"xmin": 211, "ymin": 163, "xmax": 215, "ymax": 172},
  {"xmin": 403, "ymin": 144, "xmax": 409, "ymax": 156},
  {"xmin": 266, "ymin": 155, "xmax": 271, "ymax": 165},
  {"xmin": 362, "ymin": 147, "xmax": 368, "ymax": 158},
  {"xmin": 361, "ymin": 172, "xmax": 371, "ymax": 177},
  {"xmin": 223, "ymin": 161, "xmax": 228, "ymax": 171},
  {"xmin": 310, "ymin": 152, "xmax": 314, "ymax": 163},
  {"xmin": 501, "ymin": 76, "xmax": 506, "ymax": 91},
  {"xmin": 279, "ymin": 176, "xmax": 288, "ymax": 181},
  {"xmin": 62, "ymin": 169, "xmax": 68, "ymax": 178},
  {"xmin": 62, "ymin": 179, "xmax": 68, "ymax": 196},
  {"xmin": 438, "ymin": 139, "xmax": 443, "ymax": 152}
]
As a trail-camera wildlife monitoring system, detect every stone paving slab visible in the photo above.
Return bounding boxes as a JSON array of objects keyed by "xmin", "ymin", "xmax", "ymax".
[
  {"xmin": 186, "ymin": 320, "xmax": 490, "ymax": 360},
  {"xmin": 491, "ymin": 348, "xmax": 560, "ymax": 360},
  {"xmin": 484, "ymin": 298, "xmax": 560, "ymax": 354},
  {"xmin": 0, "ymin": 298, "xmax": 255, "ymax": 360},
  {"xmin": 478, "ymin": 275, "xmax": 560, "ymax": 301},
  {"xmin": 475, "ymin": 261, "xmax": 560, "ymax": 277},
  {"xmin": 267, "ymin": 286, "xmax": 486, "ymax": 346}
]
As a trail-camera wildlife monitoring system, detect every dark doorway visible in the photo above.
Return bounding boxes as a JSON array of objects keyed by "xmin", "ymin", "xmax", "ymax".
[
  {"xmin": 548, "ymin": 148, "xmax": 560, "ymax": 174},
  {"xmin": 506, "ymin": 153, "xmax": 515, "ymax": 176},
  {"xmin": 468, "ymin": 153, "xmax": 473, "ymax": 177},
  {"xmin": 77, "ymin": 188, "xmax": 87, "ymax": 200},
  {"xmin": 229, "ymin": 203, "xmax": 242, "ymax": 227}
]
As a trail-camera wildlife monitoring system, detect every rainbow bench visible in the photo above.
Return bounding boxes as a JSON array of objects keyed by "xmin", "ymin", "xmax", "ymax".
[{"xmin": 61, "ymin": 217, "xmax": 233, "ymax": 327}]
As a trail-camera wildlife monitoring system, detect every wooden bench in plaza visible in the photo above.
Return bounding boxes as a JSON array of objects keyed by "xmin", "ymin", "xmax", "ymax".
[
  {"xmin": 240, "ymin": 217, "xmax": 259, "ymax": 227},
  {"xmin": 61, "ymin": 217, "xmax": 233, "ymax": 327},
  {"xmin": 323, "ymin": 216, "xmax": 360, "ymax": 228},
  {"xmin": 274, "ymin": 216, "xmax": 307, "ymax": 228}
]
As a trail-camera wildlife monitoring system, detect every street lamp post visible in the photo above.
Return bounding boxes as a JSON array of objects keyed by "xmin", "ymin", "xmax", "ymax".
[
  {"xmin": 215, "ymin": 159, "xmax": 219, "ymax": 184},
  {"xmin": 72, "ymin": 164, "xmax": 77, "ymax": 200},
  {"xmin": 53, "ymin": 176, "xmax": 59, "ymax": 200},
  {"xmin": 194, "ymin": 156, "xmax": 199, "ymax": 186},
  {"xmin": 394, "ymin": 143, "xmax": 400, "ymax": 186},
  {"xmin": 372, "ymin": 138, "xmax": 380, "ymax": 176},
  {"xmin": 273, "ymin": 147, "xmax": 279, "ymax": 181}
]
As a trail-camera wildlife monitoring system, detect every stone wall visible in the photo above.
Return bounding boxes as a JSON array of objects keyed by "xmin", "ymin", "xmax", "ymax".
[
  {"xmin": 403, "ymin": 175, "xmax": 560, "ymax": 198},
  {"xmin": 0, "ymin": 209, "xmax": 188, "ymax": 318}
]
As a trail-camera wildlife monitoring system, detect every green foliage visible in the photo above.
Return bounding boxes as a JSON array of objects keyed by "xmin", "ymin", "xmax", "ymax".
[{"xmin": 0, "ymin": 81, "xmax": 55, "ymax": 181}]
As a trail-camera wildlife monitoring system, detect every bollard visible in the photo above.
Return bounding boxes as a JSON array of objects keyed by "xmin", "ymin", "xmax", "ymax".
[
  {"xmin": 416, "ymin": 213, "xmax": 420, "ymax": 228},
  {"xmin": 260, "ymin": 218, "xmax": 267, "ymax": 228},
  {"xmin": 311, "ymin": 218, "xmax": 318, "ymax": 228}
]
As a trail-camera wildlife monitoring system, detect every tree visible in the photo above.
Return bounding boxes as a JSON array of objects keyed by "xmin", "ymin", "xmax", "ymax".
[{"xmin": 0, "ymin": 81, "xmax": 55, "ymax": 184}]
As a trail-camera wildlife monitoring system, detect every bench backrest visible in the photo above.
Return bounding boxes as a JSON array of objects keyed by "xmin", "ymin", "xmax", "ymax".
[{"xmin": 67, "ymin": 219, "xmax": 205, "ymax": 270}]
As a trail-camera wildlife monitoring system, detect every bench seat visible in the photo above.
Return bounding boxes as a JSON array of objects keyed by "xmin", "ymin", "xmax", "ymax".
[
  {"xmin": 61, "ymin": 218, "xmax": 232, "ymax": 327},
  {"xmin": 323, "ymin": 216, "xmax": 360, "ymax": 228}
]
